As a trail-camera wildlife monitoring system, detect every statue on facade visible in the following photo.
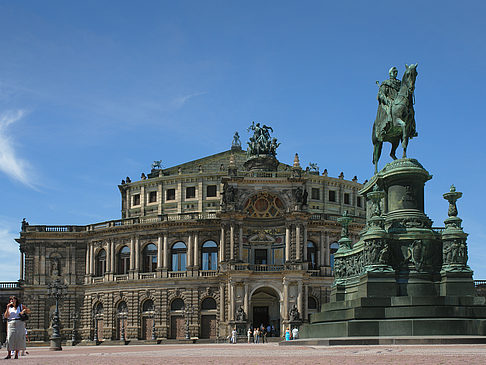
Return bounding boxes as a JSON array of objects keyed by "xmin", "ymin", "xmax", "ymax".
[
  {"xmin": 246, "ymin": 122, "xmax": 279, "ymax": 157},
  {"xmin": 236, "ymin": 306, "xmax": 246, "ymax": 321},
  {"xmin": 232, "ymin": 132, "xmax": 241, "ymax": 148},
  {"xmin": 372, "ymin": 64, "xmax": 418, "ymax": 173},
  {"xmin": 151, "ymin": 160, "xmax": 162, "ymax": 170},
  {"xmin": 222, "ymin": 183, "xmax": 238, "ymax": 206},
  {"xmin": 289, "ymin": 304, "xmax": 300, "ymax": 321},
  {"xmin": 21, "ymin": 218, "xmax": 29, "ymax": 232}
]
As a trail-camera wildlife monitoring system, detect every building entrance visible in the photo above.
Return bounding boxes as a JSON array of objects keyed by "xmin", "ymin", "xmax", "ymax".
[{"xmin": 250, "ymin": 287, "xmax": 280, "ymax": 336}]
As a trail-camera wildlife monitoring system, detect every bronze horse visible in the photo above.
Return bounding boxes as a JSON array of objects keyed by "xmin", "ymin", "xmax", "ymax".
[{"xmin": 372, "ymin": 64, "xmax": 418, "ymax": 173}]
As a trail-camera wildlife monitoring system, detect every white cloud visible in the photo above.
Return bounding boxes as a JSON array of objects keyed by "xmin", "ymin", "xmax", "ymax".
[
  {"xmin": 170, "ymin": 92, "xmax": 207, "ymax": 109},
  {"xmin": 0, "ymin": 110, "xmax": 36, "ymax": 188}
]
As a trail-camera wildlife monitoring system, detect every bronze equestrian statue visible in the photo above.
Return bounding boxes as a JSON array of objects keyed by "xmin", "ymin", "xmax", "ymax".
[{"xmin": 372, "ymin": 64, "xmax": 418, "ymax": 173}]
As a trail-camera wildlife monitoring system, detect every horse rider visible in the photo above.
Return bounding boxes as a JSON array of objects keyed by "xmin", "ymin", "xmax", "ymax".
[{"xmin": 375, "ymin": 66, "xmax": 402, "ymax": 137}]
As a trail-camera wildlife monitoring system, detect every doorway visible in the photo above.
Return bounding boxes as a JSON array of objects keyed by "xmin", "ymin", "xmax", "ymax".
[{"xmin": 252, "ymin": 306, "xmax": 269, "ymax": 328}]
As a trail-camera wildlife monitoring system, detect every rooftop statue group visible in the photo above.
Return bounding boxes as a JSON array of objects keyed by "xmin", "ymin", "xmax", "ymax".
[
  {"xmin": 246, "ymin": 122, "xmax": 280, "ymax": 158},
  {"xmin": 372, "ymin": 64, "xmax": 418, "ymax": 173}
]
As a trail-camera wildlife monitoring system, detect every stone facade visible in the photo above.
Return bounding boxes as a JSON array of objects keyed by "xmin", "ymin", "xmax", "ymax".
[{"xmin": 16, "ymin": 138, "xmax": 366, "ymax": 343}]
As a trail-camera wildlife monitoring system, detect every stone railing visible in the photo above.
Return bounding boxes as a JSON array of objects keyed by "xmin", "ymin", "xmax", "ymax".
[
  {"xmin": 92, "ymin": 277, "xmax": 104, "ymax": 283},
  {"xmin": 114, "ymin": 274, "xmax": 128, "ymax": 281},
  {"xmin": 140, "ymin": 272, "xmax": 157, "ymax": 279},
  {"xmin": 0, "ymin": 281, "xmax": 21, "ymax": 289},
  {"xmin": 168, "ymin": 271, "xmax": 187, "ymax": 278},
  {"xmin": 200, "ymin": 270, "xmax": 218, "ymax": 277},
  {"xmin": 309, "ymin": 213, "xmax": 366, "ymax": 225},
  {"xmin": 24, "ymin": 212, "xmax": 220, "ymax": 234}
]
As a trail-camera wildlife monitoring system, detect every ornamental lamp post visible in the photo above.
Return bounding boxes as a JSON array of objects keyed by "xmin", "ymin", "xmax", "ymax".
[
  {"xmin": 47, "ymin": 278, "xmax": 67, "ymax": 351},
  {"xmin": 70, "ymin": 311, "xmax": 79, "ymax": 345}
]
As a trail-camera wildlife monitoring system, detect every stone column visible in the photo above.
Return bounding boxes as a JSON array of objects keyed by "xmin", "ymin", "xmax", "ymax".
[
  {"xmin": 19, "ymin": 251, "xmax": 24, "ymax": 281},
  {"xmin": 157, "ymin": 235, "xmax": 163, "ymax": 270},
  {"xmin": 285, "ymin": 226, "xmax": 291, "ymax": 262},
  {"xmin": 295, "ymin": 225, "xmax": 301, "ymax": 261},
  {"xmin": 325, "ymin": 232, "xmax": 330, "ymax": 266},
  {"xmin": 193, "ymin": 233, "xmax": 199, "ymax": 268},
  {"xmin": 187, "ymin": 234, "xmax": 193, "ymax": 267},
  {"xmin": 297, "ymin": 281, "xmax": 303, "ymax": 318},
  {"xmin": 228, "ymin": 281, "xmax": 234, "ymax": 321},
  {"xmin": 303, "ymin": 226, "xmax": 308, "ymax": 262},
  {"xmin": 134, "ymin": 236, "xmax": 140, "ymax": 272},
  {"xmin": 110, "ymin": 240, "xmax": 115, "ymax": 274},
  {"xmin": 303, "ymin": 285, "xmax": 308, "ymax": 322},
  {"xmin": 219, "ymin": 283, "xmax": 225, "ymax": 322},
  {"xmin": 238, "ymin": 225, "xmax": 243, "ymax": 261},
  {"xmin": 244, "ymin": 283, "xmax": 249, "ymax": 316},
  {"xmin": 163, "ymin": 235, "xmax": 169, "ymax": 269},
  {"xmin": 220, "ymin": 226, "xmax": 225, "ymax": 263},
  {"xmin": 105, "ymin": 241, "xmax": 111, "ymax": 273},
  {"xmin": 130, "ymin": 238, "xmax": 135, "ymax": 271},
  {"xmin": 283, "ymin": 279, "xmax": 289, "ymax": 320},
  {"xmin": 230, "ymin": 224, "xmax": 234, "ymax": 261},
  {"xmin": 319, "ymin": 231, "xmax": 325, "ymax": 267},
  {"xmin": 89, "ymin": 243, "xmax": 95, "ymax": 275},
  {"xmin": 85, "ymin": 245, "xmax": 90, "ymax": 276}
]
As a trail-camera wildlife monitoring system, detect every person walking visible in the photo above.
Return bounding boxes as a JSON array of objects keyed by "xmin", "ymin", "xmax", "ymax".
[
  {"xmin": 4, "ymin": 296, "xmax": 30, "ymax": 360},
  {"xmin": 231, "ymin": 328, "xmax": 237, "ymax": 344},
  {"xmin": 254, "ymin": 328, "xmax": 259, "ymax": 344}
]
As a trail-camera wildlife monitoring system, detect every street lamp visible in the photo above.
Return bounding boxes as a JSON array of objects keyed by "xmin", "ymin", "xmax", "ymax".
[
  {"xmin": 92, "ymin": 309, "xmax": 99, "ymax": 343},
  {"xmin": 70, "ymin": 311, "xmax": 79, "ymax": 344},
  {"xmin": 47, "ymin": 278, "xmax": 67, "ymax": 351}
]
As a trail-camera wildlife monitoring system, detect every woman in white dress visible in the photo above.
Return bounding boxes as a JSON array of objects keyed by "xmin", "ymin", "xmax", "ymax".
[{"xmin": 4, "ymin": 296, "xmax": 30, "ymax": 360}]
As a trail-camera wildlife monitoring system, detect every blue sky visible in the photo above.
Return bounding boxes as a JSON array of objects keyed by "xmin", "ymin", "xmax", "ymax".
[{"xmin": 1, "ymin": 1, "xmax": 485, "ymax": 281}]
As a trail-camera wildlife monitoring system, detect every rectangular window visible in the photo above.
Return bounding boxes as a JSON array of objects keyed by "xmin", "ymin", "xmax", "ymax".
[
  {"xmin": 357, "ymin": 196, "xmax": 362, "ymax": 207},
  {"xmin": 344, "ymin": 193, "xmax": 350, "ymax": 205},
  {"xmin": 186, "ymin": 186, "xmax": 196, "ymax": 199},
  {"xmin": 148, "ymin": 191, "xmax": 157, "ymax": 203},
  {"xmin": 311, "ymin": 188, "xmax": 320, "ymax": 200},
  {"xmin": 132, "ymin": 194, "xmax": 140, "ymax": 206},
  {"xmin": 166, "ymin": 189, "xmax": 176, "ymax": 201},
  {"xmin": 329, "ymin": 190, "xmax": 336, "ymax": 202},
  {"xmin": 207, "ymin": 185, "xmax": 217, "ymax": 197}
]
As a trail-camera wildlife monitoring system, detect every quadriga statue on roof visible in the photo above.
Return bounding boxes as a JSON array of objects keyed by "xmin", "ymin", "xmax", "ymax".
[{"xmin": 372, "ymin": 64, "xmax": 418, "ymax": 173}]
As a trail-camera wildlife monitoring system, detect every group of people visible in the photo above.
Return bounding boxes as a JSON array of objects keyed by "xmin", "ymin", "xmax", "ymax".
[
  {"xmin": 246, "ymin": 324, "xmax": 275, "ymax": 344},
  {"xmin": 3, "ymin": 296, "xmax": 30, "ymax": 359}
]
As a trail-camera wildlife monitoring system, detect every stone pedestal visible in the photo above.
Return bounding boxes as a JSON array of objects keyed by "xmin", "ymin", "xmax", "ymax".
[{"xmin": 300, "ymin": 158, "xmax": 486, "ymax": 339}]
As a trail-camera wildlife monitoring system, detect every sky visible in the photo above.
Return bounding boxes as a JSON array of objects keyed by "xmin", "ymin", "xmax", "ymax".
[{"xmin": 0, "ymin": 0, "xmax": 485, "ymax": 281}]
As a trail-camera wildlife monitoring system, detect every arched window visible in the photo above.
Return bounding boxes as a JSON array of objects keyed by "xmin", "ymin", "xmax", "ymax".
[
  {"xmin": 201, "ymin": 241, "xmax": 218, "ymax": 271},
  {"xmin": 307, "ymin": 241, "xmax": 317, "ymax": 270},
  {"xmin": 117, "ymin": 246, "xmax": 130, "ymax": 274},
  {"xmin": 330, "ymin": 242, "xmax": 339, "ymax": 271},
  {"xmin": 142, "ymin": 299, "xmax": 154, "ymax": 312},
  {"xmin": 95, "ymin": 249, "xmax": 107, "ymax": 277},
  {"xmin": 308, "ymin": 297, "xmax": 317, "ymax": 310},
  {"xmin": 94, "ymin": 302, "xmax": 104, "ymax": 315},
  {"xmin": 201, "ymin": 297, "xmax": 216, "ymax": 310},
  {"xmin": 171, "ymin": 242, "xmax": 187, "ymax": 271},
  {"xmin": 171, "ymin": 298, "xmax": 184, "ymax": 311},
  {"xmin": 117, "ymin": 301, "xmax": 128, "ymax": 314},
  {"xmin": 142, "ymin": 243, "xmax": 157, "ymax": 273}
]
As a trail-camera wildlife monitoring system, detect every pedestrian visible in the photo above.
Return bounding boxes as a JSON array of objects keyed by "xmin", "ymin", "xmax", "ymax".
[
  {"xmin": 262, "ymin": 327, "xmax": 267, "ymax": 343},
  {"xmin": 292, "ymin": 327, "xmax": 299, "ymax": 340},
  {"xmin": 285, "ymin": 327, "xmax": 291, "ymax": 341},
  {"xmin": 266, "ymin": 324, "xmax": 271, "ymax": 337},
  {"xmin": 231, "ymin": 327, "xmax": 237, "ymax": 344},
  {"xmin": 4, "ymin": 296, "xmax": 30, "ymax": 360},
  {"xmin": 247, "ymin": 328, "xmax": 252, "ymax": 344},
  {"xmin": 254, "ymin": 328, "xmax": 259, "ymax": 344}
]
